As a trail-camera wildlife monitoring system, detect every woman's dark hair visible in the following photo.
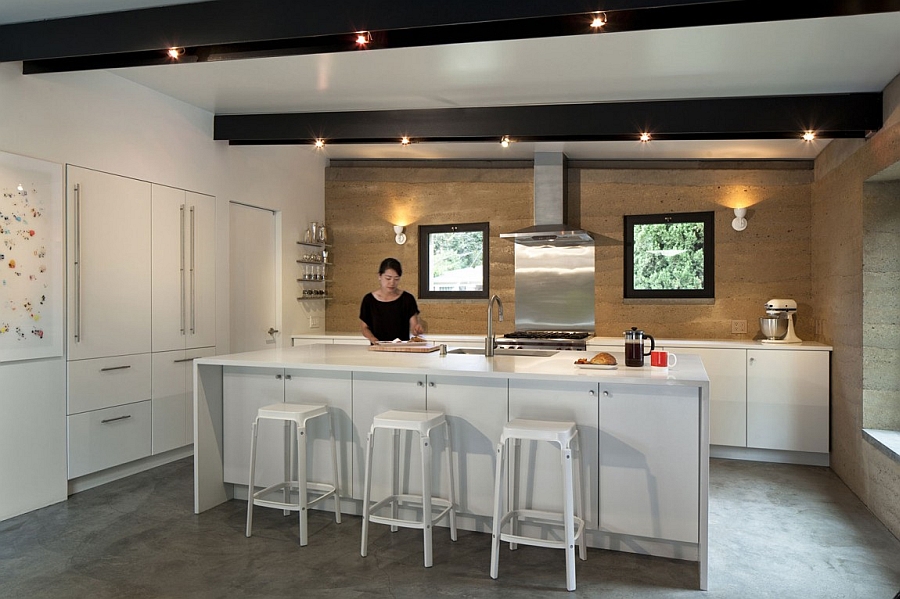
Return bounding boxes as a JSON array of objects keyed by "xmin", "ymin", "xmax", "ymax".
[{"xmin": 379, "ymin": 257, "xmax": 403, "ymax": 277}]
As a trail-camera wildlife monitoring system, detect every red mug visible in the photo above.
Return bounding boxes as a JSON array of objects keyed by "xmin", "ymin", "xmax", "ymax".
[{"xmin": 650, "ymin": 350, "xmax": 677, "ymax": 368}]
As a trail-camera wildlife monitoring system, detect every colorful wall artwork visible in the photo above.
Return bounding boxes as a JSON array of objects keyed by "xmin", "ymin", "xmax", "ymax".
[{"xmin": 0, "ymin": 152, "xmax": 63, "ymax": 362}]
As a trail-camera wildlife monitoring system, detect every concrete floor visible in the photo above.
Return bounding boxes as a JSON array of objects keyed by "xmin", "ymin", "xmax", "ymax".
[{"xmin": 1, "ymin": 458, "xmax": 898, "ymax": 598}]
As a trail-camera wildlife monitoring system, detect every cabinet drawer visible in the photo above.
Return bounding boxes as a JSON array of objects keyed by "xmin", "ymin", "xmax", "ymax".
[
  {"xmin": 67, "ymin": 400, "xmax": 152, "ymax": 479},
  {"xmin": 68, "ymin": 354, "xmax": 152, "ymax": 414}
]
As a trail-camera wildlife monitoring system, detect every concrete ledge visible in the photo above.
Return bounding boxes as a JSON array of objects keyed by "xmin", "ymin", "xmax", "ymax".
[{"xmin": 863, "ymin": 429, "xmax": 900, "ymax": 464}]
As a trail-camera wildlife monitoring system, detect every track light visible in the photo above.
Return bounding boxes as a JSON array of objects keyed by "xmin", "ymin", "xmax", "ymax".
[
  {"xmin": 167, "ymin": 47, "xmax": 184, "ymax": 59},
  {"xmin": 400, "ymin": 136, "xmax": 410, "ymax": 146},
  {"xmin": 314, "ymin": 139, "xmax": 325, "ymax": 149},
  {"xmin": 802, "ymin": 131, "xmax": 816, "ymax": 142},
  {"xmin": 500, "ymin": 135, "xmax": 511, "ymax": 148},
  {"xmin": 590, "ymin": 12, "xmax": 607, "ymax": 28},
  {"xmin": 356, "ymin": 31, "xmax": 372, "ymax": 46},
  {"xmin": 639, "ymin": 132, "xmax": 651, "ymax": 142}
]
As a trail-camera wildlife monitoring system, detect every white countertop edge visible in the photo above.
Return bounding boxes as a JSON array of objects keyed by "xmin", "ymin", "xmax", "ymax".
[
  {"xmin": 291, "ymin": 332, "xmax": 832, "ymax": 351},
  {"xmin": 198, "ymin": 344, "xmax": 710, "ymax": 387}
]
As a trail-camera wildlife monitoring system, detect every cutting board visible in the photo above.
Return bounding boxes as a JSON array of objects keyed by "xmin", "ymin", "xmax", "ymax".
[{"xmin": 368, "ymin": 343, "xmax": 441, "ymax": 353}]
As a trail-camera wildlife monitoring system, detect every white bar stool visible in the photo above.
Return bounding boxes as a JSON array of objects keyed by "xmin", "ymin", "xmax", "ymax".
[
  {"xmin": 245, "ymin": 403, "xmax": 341, "ymax": 546},
  {"xmin": 360, "ymin": 409, "xmax": 458, "ymax": 567},
  {"xmin": 490, "ymin": 418, "xmax": 587, "ymax": 592}
]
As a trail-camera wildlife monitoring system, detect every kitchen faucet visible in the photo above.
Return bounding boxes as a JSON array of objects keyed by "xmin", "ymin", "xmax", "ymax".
[{"xmin": 485, "ymin": 294, "xmax": 504, "ymax": 357}]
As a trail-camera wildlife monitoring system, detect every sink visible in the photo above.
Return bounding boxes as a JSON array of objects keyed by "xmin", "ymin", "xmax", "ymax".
[{"xmin": 447, "ymin": 348, "xmax": 559, "ymax": 357}]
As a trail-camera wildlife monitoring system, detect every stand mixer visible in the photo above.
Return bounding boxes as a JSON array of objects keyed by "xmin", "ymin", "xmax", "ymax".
[{"xmin": 761, "ymin": 298, "xmax": 802, "ymax": 343}]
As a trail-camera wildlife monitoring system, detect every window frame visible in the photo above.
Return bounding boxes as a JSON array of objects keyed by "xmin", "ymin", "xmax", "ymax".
[
  {"xmin": 417, "ymin": 222, "xmax": 490, "ymax": 300},
  {"xmin": 624, "ymin": 211, "xmax": 715, "ymax": 299}
]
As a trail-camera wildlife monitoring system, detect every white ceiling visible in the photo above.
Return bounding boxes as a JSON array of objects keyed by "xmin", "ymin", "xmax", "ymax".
[{"xmin": 6, "ymin": 2, "xmax": 900, "ymax": 161}]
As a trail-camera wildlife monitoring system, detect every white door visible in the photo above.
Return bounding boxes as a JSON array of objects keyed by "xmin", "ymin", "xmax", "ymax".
[{"xmin": 229, "ymin": 203, "xmax": 278, "ymax": 353}]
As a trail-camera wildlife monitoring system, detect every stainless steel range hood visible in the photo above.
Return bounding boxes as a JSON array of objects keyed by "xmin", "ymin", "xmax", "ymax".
[{"xmin": 500, "ymin": 152, "xmax": 593, "ymax": 246}]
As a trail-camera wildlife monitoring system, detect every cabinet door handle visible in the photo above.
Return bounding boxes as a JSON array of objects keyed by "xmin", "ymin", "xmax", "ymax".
[
  {"xmin": 602, "ymin": 391, "xmax": 609, "ymax": 397},
  {"xmin": 173, "ymin": 358, "xmax": 194, "ymax": 363},
  {"xmin": 190, "ymin": 205, "xmax": 196, "ymax": 334},
  {"xmin": 73, "ymin": 183, "xmax": 82, "ymax": 343},
  {"xmin": 101, "ymin": 414, "xmax": 132, "ymax": 424},
  {"xmin": 589, "ymin": 389, "xmax": 596, "ymax": 396},
  {"xmin": 285, "ymin": 374, "xmax": 292, "ymax": 380},
  {"xmin": 417, "ymin": 381, "xmax": 425, "ymax": 387},
  {"xmin": 275, "ymin": 374, "xmax": 283, "ymax": 380},
  {"xmin": 100, "ymin": 365, "xmax": 132, "ymax": 372},
  {"xmin": 749, "ymin": 357, "xmax": 755, "ymax": 365},
  {"xmin": 179, "ymin": 204, "xmax": 186, "ymax": 335},
  {"xmin": 428, "ymin": 381, "xmax": 435, "ymax": 387}
]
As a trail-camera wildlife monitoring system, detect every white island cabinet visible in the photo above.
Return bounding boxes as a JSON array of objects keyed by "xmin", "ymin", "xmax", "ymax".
[{"xmin": 197, "ymin": 344, "xmax": 710, "ymax": 590}]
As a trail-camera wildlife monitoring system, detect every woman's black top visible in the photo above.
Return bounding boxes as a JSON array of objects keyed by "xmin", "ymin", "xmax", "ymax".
[{"xmin": 359, "ymin": 291, "xmax": 420, "ymax": 342}]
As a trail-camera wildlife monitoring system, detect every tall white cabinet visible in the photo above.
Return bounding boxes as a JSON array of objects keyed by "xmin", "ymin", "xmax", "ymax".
[{"xmin": 66, "ymin": 167, "xmax": 216, "ymax": 479}]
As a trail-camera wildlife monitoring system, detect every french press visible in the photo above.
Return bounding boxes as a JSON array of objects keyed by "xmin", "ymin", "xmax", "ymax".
[{"xmin": 624, "ymin": 327, "xmax": 655, "ymax": 367}]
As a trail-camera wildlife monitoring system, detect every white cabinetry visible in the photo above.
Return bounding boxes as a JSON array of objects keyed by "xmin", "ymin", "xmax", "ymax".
[
  {"xmin": 152, "ymin": 185, "xmax": 216, "ymax": 352},
  {"xmin": 151, "ymin": 347, "xmax": 216, "ymax": 455},
  {"xmin": 425, "ymin": 374, "xmax": 508, "ymax": 530},
  {"xmin": 222, "ymin": 367, "xmax": 353, "ymax": 493},
  {"xmin": 508, "ymin": 378, "xmax": 599, "ymax": 530},
  {"xmin": 66, "ymin": 166, "xmax": 151, "ymax": 360},
  {"xmin": 747, "ymin": 350, "xmax": 829, "ymax": 453},
  {"xmin": 599, "ymin": 383, "xmax": 699, "ymax": 544},
  {"xmin": 666, "ymin": 347, "xmax": 746, "ymax": 447}
]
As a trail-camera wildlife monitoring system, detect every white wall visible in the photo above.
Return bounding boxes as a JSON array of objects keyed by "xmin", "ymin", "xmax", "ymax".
[{"xmin": 0, "ymin": 62, "xmax": 325, "ymax": 520}]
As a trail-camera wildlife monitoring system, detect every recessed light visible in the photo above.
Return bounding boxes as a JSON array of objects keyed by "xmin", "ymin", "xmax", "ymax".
[
  {"xmin": 314, "ymin": 139, "xmax": 325, "ymax": 149},
  {"xmin": 802, "ymin": 131, "xmax": 816, "ymax": 142},
  {"xmin": 639, "ymin": 132, "xmax": 651, "ymax": 142},
  {"xmin": 167, "ymin": 47, "xmax": 184, "ymax": 59},
  {"xmin": 400, "ymin": 136, "xmax": 410, "ymax": 146},
  {"xmin": 356, "ymin": 31, "xmax": 371, "ymax": 46},
  {"xmin": 590, "ymin": 12, "xmax": 607, "ymax": 28}
]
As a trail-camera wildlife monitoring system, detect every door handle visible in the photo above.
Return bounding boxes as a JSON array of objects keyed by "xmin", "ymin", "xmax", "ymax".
[{"xmin": 268, "ymin": 328, "xmax": 279, "ymax": 336}]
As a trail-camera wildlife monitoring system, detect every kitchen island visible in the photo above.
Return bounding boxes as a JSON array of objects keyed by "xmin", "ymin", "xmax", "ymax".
[{"xmin": 194, "ymin": 344, "xmax": 710, "ymax": 589}]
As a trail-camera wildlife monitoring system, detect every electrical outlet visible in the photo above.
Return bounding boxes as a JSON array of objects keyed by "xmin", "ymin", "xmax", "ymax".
[
  {"xmin": 731, "ymin": 319, "xmax": 748, "ymax": 334},
  {"xmin": 309, "ymin": 316, "xmax": 321, "ymax": 329}
]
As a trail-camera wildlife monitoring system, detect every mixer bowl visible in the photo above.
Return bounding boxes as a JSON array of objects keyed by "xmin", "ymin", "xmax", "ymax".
[{"xmin": 759, "ymin": 317, "xmax": 788, "ymax": 340}]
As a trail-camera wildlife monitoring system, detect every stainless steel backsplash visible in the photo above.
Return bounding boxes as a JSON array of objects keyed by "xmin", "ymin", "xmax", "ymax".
[{"xmin": 513, "ymin": 243, "xmax": 595, "ymax": 332}]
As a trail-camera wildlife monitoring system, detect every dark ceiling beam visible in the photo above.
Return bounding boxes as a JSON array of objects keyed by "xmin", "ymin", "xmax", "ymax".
[
  {"xmin": 4, "ymin": 0, "xmax": 900, "ymax": 73},
  {"xmin": 214, "ymin": 93, "xmax": 882, "ymax": 145}
]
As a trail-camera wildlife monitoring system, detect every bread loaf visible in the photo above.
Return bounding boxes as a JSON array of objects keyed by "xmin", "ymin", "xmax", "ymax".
[{"xmin": 575, "ymin": 352, "xmax": 617, "ymax": 365}]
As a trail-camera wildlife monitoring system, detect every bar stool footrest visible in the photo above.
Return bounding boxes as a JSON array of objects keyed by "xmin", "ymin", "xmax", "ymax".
[
  {"xmin": 497, "ymin": 508, "xmax": 585, "ymax": 550},
  {"xmin": 367, "ymin": 494, "xmax": 454, "ymax": 530},
  {"xmin": 251, "ymin": 481, "xmax": 338, "ymax": 511}
]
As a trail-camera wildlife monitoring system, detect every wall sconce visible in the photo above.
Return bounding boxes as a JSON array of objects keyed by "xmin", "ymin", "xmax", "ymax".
[
  {"xmin": 731, "ymin": 207, "xmax": 748, "ymax": 231},
  {"xmin": 393, "ymin": 225, "xmax": 407, "ymax": 245}
]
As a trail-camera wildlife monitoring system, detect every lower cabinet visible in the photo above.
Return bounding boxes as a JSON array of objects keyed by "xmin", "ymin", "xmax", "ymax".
[
  {"xmin": 508, "ymin": 378, "xmax": 600, "ymax": 531},
  {"xmin": 151, "ymin": 347, "xmax": 215, "ymax": 455},
  {"xmin": 599, "ymin": 383, "xmax": 699, "ymax": 544},
  {"xmin": 666, "ymin": 346, "xmax": 830, "ymax": 456},
  {"xmin": 747, "ymin": 349, "xmax": 829, "ymax": 453},
  {"xmin": 425, "ymin": 374, "xmax": 508, "ymax": 530},
  {"xmin": 67, "ymin": 400, "xmax": 152, "ymax": 479},
  {"xmin": 222, "ymin": 366, "xmax": 353, "ymax": 494},
  {"xmin": 66, "ymin": 353, "xmax": 153, "ymax": 479}
]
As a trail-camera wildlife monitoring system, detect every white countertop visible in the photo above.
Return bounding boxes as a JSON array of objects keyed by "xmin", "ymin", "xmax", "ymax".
[
  {"xmin": 198, "ymin": 343, "xmax": 709, "ymax": 387},
  {"xmin": 291, "ymin": 332, "xmax": 832, "ymax": 351}
]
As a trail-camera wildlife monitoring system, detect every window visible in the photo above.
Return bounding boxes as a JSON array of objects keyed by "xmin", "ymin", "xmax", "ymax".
[
  {"xmin": 418, "ymin": 222, "xmax": 489, "ymax": 299},
  {"xmin": 624, "ymin": 211, "xmax": 715, "ymax": 299}
]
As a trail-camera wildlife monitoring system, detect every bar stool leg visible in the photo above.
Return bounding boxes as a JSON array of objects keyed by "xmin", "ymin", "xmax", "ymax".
[
  {"xmin": 489, "ymin": 439, "xmax": 506, "ymax": 580},
  {"xmin": 284, "ymin": 422, "xmax": 293, "ymax": 516},
  {"xmin": 246, "ymin": 419, "xmax": 259, "ymax": 537},
  {"xmin": 573, "ymin": 431, "xmax": 586, "ymax": 561},
  {"xmin": 421, "ymin": 431, "xmax": 434, "ymax": 567},
  {"xmin": 360, "ymin": 427, "xmax": 375, "ymax": 557},
  {"xmin": 297, "ymin": 423, "xmax": 309, "ymax": 547},
  {"xmin": 443, "ymin": 422, "xmax": 458, "ymax": 541},
  {"xmin": 328, "ymin": 412, "xmax": 342, "ymax": 524},
  {"xmin": 509, "ymin": 437, "xmax": 521, "ymax": 550},
  {"xmin": 561, "ymin": 444, "xmax": 576, "ymax": 591},
  {"xmin": 390, "ymin": 429, "xmax": 400, "ymax": 532}
]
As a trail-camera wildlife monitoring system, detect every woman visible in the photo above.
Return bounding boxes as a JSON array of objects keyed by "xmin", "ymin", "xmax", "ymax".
[{"xmin": 359, "ymin": 258, "xmax": 425, "ymax": 343}]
